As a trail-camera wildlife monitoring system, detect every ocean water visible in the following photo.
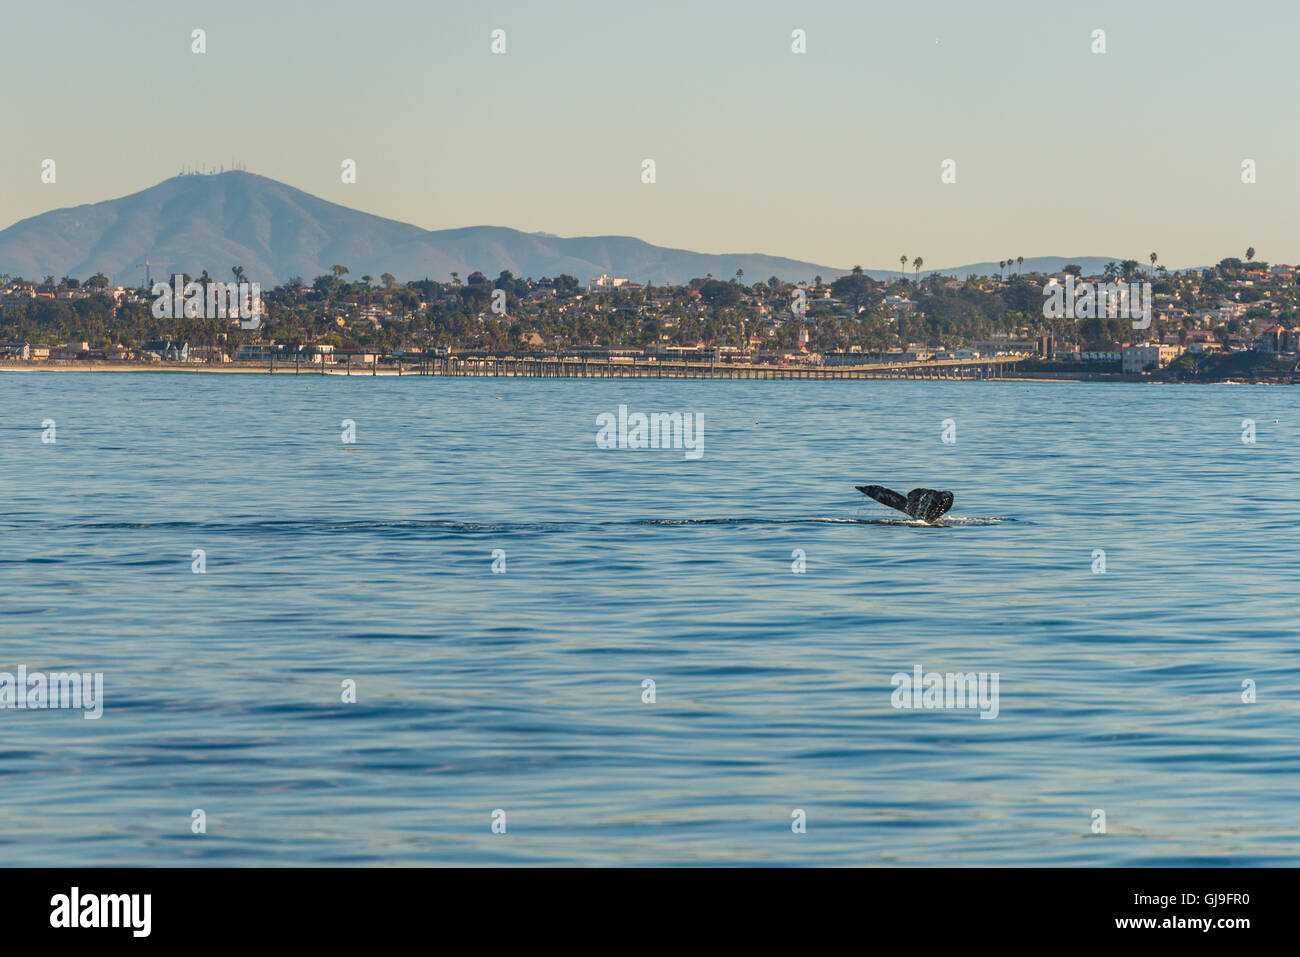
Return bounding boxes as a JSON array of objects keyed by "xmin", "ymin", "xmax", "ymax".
[{"xmin": 1, "ymin": 370, "xmax": 1298, "ymax": 866}]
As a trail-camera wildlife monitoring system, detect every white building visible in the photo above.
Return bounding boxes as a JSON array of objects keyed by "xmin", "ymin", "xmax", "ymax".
[{"xmin": 1122, "ymin": 343, "xmax": 1181, "ymax": 373}]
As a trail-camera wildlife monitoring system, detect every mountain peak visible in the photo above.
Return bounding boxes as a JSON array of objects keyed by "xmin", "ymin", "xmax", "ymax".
[
  {"xmin": 0, "ymin": 173, "xmax": 846, "ymax": 286},
  {"xmin": 0, "ymin": 173, "xmax": 1123, "ymax": 286}
]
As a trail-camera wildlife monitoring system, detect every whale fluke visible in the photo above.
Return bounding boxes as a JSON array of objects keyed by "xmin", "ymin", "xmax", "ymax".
[
  {"xmin": 857, "ymin": 484, "xmax": 909, "ymax": 513},
  {"xmin": 857, "ymin": 485, "xmax": 954, "ymax": 523}
]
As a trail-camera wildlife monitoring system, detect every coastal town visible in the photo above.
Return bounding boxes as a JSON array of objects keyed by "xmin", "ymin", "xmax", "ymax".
[{"xmin": 1, "ymin": 252, "xmax": 1297, "ymax": 381}]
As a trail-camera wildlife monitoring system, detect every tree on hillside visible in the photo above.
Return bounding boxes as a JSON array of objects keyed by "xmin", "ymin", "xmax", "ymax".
[
  {"xmin": 458, "ymin": 278, "xmax": 492, "ymax": 314},
  {"xmin": 698, "ymin": 279, "xmax": 741, "ymax": 310},
  {"xmin": 831, "ymin": 267, "xmax": 881, "ymax": 313}
]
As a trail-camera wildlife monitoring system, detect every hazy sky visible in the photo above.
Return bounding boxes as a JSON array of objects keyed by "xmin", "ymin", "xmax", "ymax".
[{"xmin": 4, "ymin": 0, "xmax": 1296, "ymax": 271}]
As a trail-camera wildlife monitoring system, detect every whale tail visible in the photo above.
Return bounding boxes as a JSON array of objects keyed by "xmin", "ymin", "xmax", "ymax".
[
  {"xmin": 857, "ymin": 484, "xmax": 908, "ymax": 512},
  {"xmin": 857, "ymin": 484, "xmax": 954, "ymax": 524}
]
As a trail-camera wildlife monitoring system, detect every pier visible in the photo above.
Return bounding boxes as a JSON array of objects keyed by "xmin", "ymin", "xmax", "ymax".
[{"xmin": 315, "ymin": 352, "xmax": 1029, "ymax": 379}]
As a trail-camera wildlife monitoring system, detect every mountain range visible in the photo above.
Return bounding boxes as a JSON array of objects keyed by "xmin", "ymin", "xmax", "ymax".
[{"xmin": 0, "ymin": 172, "xmax": 1120, "ymax": 286}]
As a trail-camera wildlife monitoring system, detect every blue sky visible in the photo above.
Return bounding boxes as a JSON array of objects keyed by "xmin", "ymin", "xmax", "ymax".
[{"xmin": 3, "ymin": 0, "xmax": 1296, "ymax": 270}]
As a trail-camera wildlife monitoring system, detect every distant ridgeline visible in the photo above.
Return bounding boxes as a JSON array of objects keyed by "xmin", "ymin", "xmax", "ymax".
[{"xmin": 0, "ymin": 171, "xmax": 1133, "ymax": 286}]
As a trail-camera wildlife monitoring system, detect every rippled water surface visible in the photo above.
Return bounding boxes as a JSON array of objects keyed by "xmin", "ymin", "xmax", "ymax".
[{"xmin": 2, "ymin": 371, "xmax": 1298, "ymax": 865}]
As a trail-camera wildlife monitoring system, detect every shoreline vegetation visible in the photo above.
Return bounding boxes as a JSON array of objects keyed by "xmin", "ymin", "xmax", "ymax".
[{"xmin": 3, "ymin": 252, "xmax": 1299, "ymax": 384}]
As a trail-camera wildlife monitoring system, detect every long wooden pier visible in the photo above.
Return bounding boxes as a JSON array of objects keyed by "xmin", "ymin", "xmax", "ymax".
[{"xmin": 313, "ymin": 353, "xmax": 1029, "ymax": 379}]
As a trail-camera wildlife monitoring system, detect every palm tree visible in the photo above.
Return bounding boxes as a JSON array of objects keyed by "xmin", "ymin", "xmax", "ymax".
[
  {"xmin": 735, "ymin": 268, "xmax": 744, "ymax": 284},
  {"xmin": 231, "ymin": 265, "xmax": 245, "ymax": 284},
  {"xmin": 1149, "ymin": 252, "xmax": 1157, "ymax": 277},
  {"xmin": 900, "ymin": 256, "xmax": 907, "ymax": 282},
  {"xmin": 1017, "ymin": 255, "xmax": 1024, "ymax": 275},
  {"xmin": 999, "ymin": 260, "xmax": 1006, "ymax": 280},
  {"xmin": 912, "ymin": 257, "xmax": 923, "ymax": 285}
]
